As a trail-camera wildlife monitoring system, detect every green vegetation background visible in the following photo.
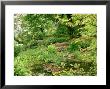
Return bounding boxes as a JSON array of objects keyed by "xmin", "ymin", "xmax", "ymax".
[{"xmin": 14, "ymin": 14, "xmax": 97, "ymax": 76}]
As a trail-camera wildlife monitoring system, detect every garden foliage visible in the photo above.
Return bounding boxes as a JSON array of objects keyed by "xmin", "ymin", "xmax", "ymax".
[{"xmin": 14, "ymin": 14, "xmax": 97, "ymax": 76}]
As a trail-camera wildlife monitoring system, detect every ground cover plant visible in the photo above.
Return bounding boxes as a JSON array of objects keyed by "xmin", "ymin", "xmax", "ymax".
[{"xmin": 14, "ymin": 14, "xmax": 97, "ymax": 76}]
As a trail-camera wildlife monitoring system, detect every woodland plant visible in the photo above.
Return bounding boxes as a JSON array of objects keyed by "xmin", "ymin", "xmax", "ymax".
[{"xmin": 14, "ymin": 14, "xmax": 97, "ymax": 76}]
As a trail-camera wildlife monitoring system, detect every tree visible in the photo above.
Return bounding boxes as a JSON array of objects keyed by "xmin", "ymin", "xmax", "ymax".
[{"xmin": 14, "ymin": 14, "xmax": 96, "ymax": 46}]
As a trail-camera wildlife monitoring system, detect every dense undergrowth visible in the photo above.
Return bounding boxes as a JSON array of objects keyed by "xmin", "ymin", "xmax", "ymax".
[{"xmin": 14, "ymin": 14, "xmax": 97, "ymax": 76}]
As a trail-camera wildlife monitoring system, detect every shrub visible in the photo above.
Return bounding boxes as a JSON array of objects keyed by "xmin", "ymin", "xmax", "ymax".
[
  {"xmin": 14, "ymin": 47, "xmax": 45, "ymax": 76},
  {"xmin": 14, "ymin": 45, "xmax": 97, "ymax": 76},
  {"xmin": 47, "ymin": 45, "xmax": 57, "ymax": 53},
  {"xmin": 67, "ymin": 42, "xmax": 79, "ymax": 52},
  {"xmin": 14, "ymin": 45, "xmax": 61, "ymax": 76},
  {"xmin": 14, "ymin": 44, "xmax": 24, "ymax": 57},
  {"xmin": 55, "ymin": 24, "xmax": 68, "ymax": 36},
  {"xmin": 14, "ymin": 64, "xmax": 32, "ymax": 76},
  {"xmin": 45, "ymin": 37, "xmax": 69, "ymax": 45},
  {"xmin": 14, "ymin": 46, "xmax": 21, "ymax": 57},
  {"xmin": 56, "ymin": 37, "xmax": 69, "ymax": 43}
]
